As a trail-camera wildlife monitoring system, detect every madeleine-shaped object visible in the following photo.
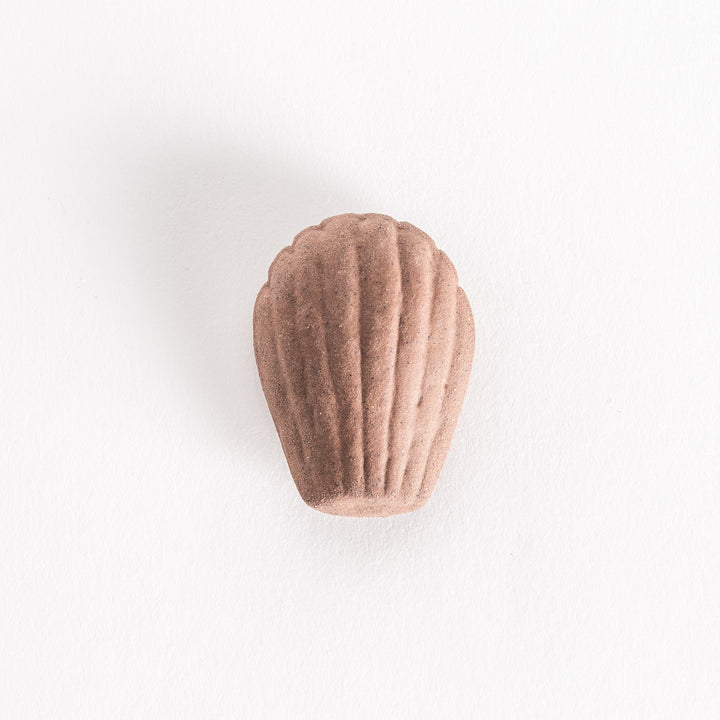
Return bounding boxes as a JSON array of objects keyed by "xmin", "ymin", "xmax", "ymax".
[{"xmin": 254, "ymin": 214, "xmax": 474, "ymax": 516}]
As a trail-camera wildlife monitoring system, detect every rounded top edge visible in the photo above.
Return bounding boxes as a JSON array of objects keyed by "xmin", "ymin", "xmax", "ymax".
[
  {"xmin": 291, "ymin": 213, "xmax": 438, "ymax": 247},
  {"xmin": 265, "ymin": 213, "xmax": 451, "ymax": 286}
]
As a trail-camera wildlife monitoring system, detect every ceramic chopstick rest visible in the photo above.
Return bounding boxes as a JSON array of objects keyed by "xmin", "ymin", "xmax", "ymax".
[{"xmin": 254, "ymin": 214, "xmax": 474, "ymax": 516}]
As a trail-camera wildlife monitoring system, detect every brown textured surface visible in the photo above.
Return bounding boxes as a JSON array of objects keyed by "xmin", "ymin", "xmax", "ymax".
[{"xmin": 253, "ymin": 213, "xmax": 475, "ymax": 516}]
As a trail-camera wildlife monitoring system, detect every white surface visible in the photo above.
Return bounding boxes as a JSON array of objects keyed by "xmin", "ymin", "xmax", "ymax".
[{"xmin": 2, "ymin": 1, "xmax": 719, "ymax": 717}]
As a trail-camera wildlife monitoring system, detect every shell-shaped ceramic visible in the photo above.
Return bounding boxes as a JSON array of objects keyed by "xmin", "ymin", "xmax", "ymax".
[{"xmin": 253, "ymin": 213, "xmax": 474, "ymax": 516}]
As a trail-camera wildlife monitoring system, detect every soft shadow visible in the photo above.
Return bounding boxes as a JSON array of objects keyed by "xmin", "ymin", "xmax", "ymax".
[
  {"xmin": 120, "ymin": 142, "xmax": 354, "ymax": 465},
  {"xmin": 114, "ymin": 139, "xmax": 480, "ymax": 563}
]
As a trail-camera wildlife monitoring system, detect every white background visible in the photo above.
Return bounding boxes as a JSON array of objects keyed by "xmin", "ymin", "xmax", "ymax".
[{"xmin": 2, "ymin": 1, "xmax": 719, "ymax": 717}]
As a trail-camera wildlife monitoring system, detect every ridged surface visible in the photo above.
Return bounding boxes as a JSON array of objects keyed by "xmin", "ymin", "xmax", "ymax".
[{"xmin": 253, "ymin": 213, "xmax": 475, "ymax": 516}]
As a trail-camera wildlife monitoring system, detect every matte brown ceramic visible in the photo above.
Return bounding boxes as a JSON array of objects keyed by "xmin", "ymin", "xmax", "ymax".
[{"xmin": 254, "ymin": 213, "xmax": 474, "ymax": 516}]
